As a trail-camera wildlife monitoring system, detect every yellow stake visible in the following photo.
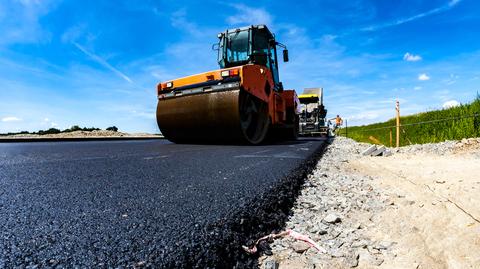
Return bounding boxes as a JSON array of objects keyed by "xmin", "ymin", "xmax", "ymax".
[{"xmin": 396, "ymin": 100, "xmax": 400, "ymax": 148}]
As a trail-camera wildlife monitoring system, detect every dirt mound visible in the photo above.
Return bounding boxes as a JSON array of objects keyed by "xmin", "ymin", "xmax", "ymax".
[{"xmin": 260, "ymin": 136, "xmax": 480, "ymax": 269}]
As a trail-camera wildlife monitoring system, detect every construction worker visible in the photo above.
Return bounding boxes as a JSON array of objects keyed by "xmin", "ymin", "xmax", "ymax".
[
  {"xmin": 328, "ymin": 115, "xmax": 343, "ymax": 135},
  {"xmin": 335, "ymin": 115, "xmax": 343, "ymax": 127},
  {"xmin": 328, "ymin": 115, "xmax": 343, "ymax": 128}
]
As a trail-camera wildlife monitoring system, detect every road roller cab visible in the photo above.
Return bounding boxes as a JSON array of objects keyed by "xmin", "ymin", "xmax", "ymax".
[{"xmin": 156, "ymin": 25, "xmax": 299, "ymax": 144}]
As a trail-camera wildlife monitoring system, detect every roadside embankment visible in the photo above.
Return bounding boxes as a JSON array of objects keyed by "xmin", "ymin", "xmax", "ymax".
[
  {"xmin": 259, "ymin": 136, "xmax": 480, "ymax": 268},
  {"xmin": 0, "ymin": 130, "xmax": 163, "ymax": 142},
  {"xmin": 339, "ymin": 97, "xmax": 480, "ymax": 147}
]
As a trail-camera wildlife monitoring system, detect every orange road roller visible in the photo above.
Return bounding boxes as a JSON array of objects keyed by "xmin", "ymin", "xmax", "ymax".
[{"xmin": 156, "ymin": 25, "xmax": 300, "ymax": 144}]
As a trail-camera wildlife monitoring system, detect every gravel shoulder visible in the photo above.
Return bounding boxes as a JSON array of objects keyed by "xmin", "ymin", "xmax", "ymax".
[{"xmin": 259, "ymin": 137, "xmax": 480, "ymax": 269}]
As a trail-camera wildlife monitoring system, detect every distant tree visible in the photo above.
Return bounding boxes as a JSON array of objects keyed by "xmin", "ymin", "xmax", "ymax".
[
  {"xmin": 65, "ymin": 125, "xmax": 82, "ymax": 132},
  {"xmin": 39, "ymin": 128, "xmax": 61, "ymax": 135},
  {"xmin": 106, "ymin": 126, "xmax": 118, "ymax": 132},
  {"xmin": 82, "ymin": 127, "xmax": 100, "ymax": 132},
  {"xmin": 62, "ymin": 125, "xmax": 101, "ymax": 132}
]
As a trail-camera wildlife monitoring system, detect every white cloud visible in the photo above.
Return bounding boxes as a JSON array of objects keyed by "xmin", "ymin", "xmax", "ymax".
[
  {"xmin": 443, "ymin": 73, "xmax": 459, "ymax": 85},
  {"xmin": 72, "ymin": 42, "xmax": 133, "ymax": 83},
  {"xmin": 418, "ymin": 73, "xmax": 430, "ymax": 81},
  {"xmin": 0, "ymin": 0, "xmax": 57, "ymax": 45},
  {"xmin": 226, "ymin": 4, "xmax": 272, "ymax": 26},
  {"xmin": 449, "ymin": 0, "xmax": 461, "ymax": 6},
  {"xmin": 378, "ymin": 98, "xmax": 407, "ymax": 104},
  {"xmin": 170, "ymin": 9, "xmax": 202, "ymax": 37},
  {"xmin": 18, "ymin": 0, "xmax": 44, "ymax": 6},
  {"xmin": 361, "ymin": 0, "xmax": 463, "ymax": 32},
  {"xmin": 414, "ymin": 86, "xmax": 422, "ymax": 90},
  {"xmin": 131, "ymin": 110, "xmax": 155, "ymax": 119},
  {"xmin": 322, "ymin": 34, "xmax": 337, "ymax": 42},
  {"xmin": 435, "ymin": 89, "xmax": 452, "ymax": 102},
  {"xmin": 1, "ymin": 116, "xmax": 22, "ymax": 122},
  {"xmin": 41, "ymin": 117, "xmax": 57, "ymax": 127},
  {"xmin": 148, "ymin": 65, "xmax": 178, "ymax": 81},
  {"xmin": 348, "ymin": 111, "xmax": 380, "ymax": 121},
  {"xmin": 61, "ymin": 24, "xmax": 87, "ymax": 43},
  {"xmin": 443, "ymin": 100, "xmax": 460, "ymax": 109},
  {"xmin": 403, "ymin": 52, "xmax": 422, "ymax": 62}
]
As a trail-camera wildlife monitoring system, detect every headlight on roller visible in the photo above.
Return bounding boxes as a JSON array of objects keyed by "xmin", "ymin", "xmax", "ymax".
[
  {"xmin": 221, "ymin": 69, "xmax": 239, "ymax": 78},
  {"xmin": 221, "ymin": 70, "xmax": 230, "ymax": 77}
]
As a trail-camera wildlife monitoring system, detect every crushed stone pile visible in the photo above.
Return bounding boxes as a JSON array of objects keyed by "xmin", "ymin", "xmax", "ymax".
[
  {"xmin": 260, "ymin": 137, "xmax": 393, "ymax": 268},
  {"xmin": 259, "ymin": 136, "xmax": 480, "ymax": 268},
  {"xmin": 395, "ymin": 137, "xmax": 480, "ymax": 155}
]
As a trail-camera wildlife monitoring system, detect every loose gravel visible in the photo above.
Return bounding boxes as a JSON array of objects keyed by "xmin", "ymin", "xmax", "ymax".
[
  {"xmin": 259, "ymin": 137, "xmax": 393, "ymax": 268},
  {"xmin": 259, "ymin": 136, "xmax": 480, "ymax": 268},
  {"xmin": 396, "ymin": 137, "xmax": 480, "ymax": 155}
]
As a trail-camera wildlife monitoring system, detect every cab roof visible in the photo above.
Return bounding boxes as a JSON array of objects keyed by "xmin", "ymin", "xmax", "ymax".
[{"xmin": 218, "ymin": 25, "xmax": 273, "ymax": 38}]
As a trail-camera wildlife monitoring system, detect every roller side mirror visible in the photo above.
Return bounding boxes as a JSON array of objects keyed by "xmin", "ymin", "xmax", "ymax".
[{"xmin": 283, "ymin": 49, "xmax": 289, "ymax": 62}]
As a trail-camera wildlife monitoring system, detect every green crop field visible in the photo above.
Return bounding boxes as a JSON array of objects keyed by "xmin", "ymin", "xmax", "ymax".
[{"xmin": 338, "ymin": 97, "xmax": 480, "ymax": 147}]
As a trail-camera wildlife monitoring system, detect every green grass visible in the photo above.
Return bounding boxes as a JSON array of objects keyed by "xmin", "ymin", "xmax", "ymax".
[{"xmin": 338, "ymin": 97, "xmax": 480, "ymax": 146}]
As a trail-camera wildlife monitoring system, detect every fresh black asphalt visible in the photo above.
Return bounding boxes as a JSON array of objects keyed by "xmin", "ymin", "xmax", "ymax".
[{"xmin": 0, "ymin": 138, "xmax": 328, "ymax": 268}]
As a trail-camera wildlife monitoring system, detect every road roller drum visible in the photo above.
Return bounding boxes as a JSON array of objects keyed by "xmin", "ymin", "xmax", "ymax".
[{"xmin": 157, "ymin": 88, "xmax": 269, "ymax": 144}]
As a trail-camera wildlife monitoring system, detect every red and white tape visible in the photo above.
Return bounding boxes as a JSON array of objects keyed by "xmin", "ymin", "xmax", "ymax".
[{"xmin": 242, "ymin": 229, "xmax": 326, "ymax": 254}]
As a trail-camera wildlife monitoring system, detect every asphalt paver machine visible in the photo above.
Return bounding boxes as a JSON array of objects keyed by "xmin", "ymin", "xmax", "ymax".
[{"xmin": 298, "ymin": 88, "xmax": 328, "ymax": 136}]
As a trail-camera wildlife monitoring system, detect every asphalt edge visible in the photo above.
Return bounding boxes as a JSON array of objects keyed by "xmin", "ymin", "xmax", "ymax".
[
  {"xmin": 170, "ymin": 138, "xmax": 334, "ymax": 268},
  {"xmin": 0, "ymin": 137, "xmax": 164, "ymax": 143}
]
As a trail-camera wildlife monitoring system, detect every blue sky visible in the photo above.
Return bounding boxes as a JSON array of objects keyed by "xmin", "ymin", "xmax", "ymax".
[{"xmin": 1, "ymin": 0, "xmax": 479, "ymax": 133}]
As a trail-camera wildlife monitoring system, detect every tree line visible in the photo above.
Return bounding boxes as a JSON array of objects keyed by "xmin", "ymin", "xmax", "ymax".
[{"xmin": 1, "ymin": 125, "xmax": 119, "ymax": 136}]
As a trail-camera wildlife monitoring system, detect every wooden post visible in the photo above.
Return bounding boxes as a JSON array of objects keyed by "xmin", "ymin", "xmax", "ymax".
[
  {"xmin": 389, "ymin": 129, "xmax": 393, "ymax": 147},
  {"xmin": 345, "ymin": 119, "xmax": 348, "ymax": 138},
  {"xmin": 396, "ymin": 100, "xmax": 400, "ymax": 147}
]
